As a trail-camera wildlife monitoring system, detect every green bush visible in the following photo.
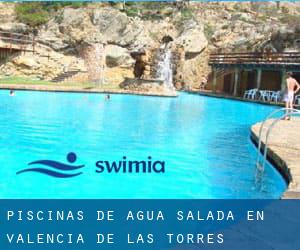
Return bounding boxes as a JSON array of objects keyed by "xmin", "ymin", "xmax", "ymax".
[
  {"xmin": 124, "ymin": 8, "xmax": 140, "ymax": 18},
  {"xmin": 279, "ymin": 14, "xmax": 300, "ymax": 26},
  {"xmin": 122, "ymin": 2, "xmax": 177, "ymax": 20},
  {"xmin": 44, "ymin": 2, "xmax": 87, "ymax": 11},
  {"xmin": 281, "ymin": 6, "xmax": 289, "ymax": 14},
  {"xmin": 15, "ymin": 2, "xmax": 88, "ymax": 27},
  {"xmin": 204, "ymin": 24, "xmax": 215, "ymax": 41},
  {"xmin": 180, "ymin": 8, "xmax": 193, "ymax": 19},
  {"xmin": 15, "ymin": 3, "xmax": 50, "ymax": 27}
]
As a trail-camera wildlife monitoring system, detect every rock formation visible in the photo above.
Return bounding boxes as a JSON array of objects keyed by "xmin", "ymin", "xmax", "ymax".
[{"xmin": 0, "ymin": 2, "xmax": 299, "ymax": 90}]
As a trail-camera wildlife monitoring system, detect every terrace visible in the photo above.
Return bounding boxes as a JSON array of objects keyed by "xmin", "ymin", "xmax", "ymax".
[
  {"xmin": 208, "ymin": 52, "xmax": 300, "ymax": 97},
  {"xmin": 209, "ymin": 52, "xmax": 300, "ymax": 68},
  {"xmin": 0, "ymin": 30, "xmax": 35, "ymax": 59}
]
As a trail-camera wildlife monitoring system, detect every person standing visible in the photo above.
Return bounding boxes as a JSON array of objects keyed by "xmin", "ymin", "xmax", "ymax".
[
  {"xmin": 284, "ymin": 72, "xmax": 300, "ymax": 120},
  {"xmin": 200, "ymin": 76, "xmax": 207, "ymax": 90}
]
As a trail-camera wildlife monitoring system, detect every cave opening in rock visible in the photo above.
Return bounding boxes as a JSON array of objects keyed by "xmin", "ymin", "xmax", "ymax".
[
  {"xmin": 161, "ymin": 35, "xmax": 174, "ymax": 44},
  {"xmin": 131, "ymin": 51, "xmax": 147, "ymax": 79}
]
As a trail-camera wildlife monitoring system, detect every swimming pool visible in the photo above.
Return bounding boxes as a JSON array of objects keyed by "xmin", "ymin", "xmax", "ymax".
[{"xmin": 0, "ymin": 90, "xmax": 286, "ymax": 198}]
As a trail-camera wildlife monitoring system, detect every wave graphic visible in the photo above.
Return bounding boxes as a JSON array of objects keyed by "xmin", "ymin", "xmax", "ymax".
[
  {"xmin": 16, "ymin": 153, "xmax": 84, "ymax": 178},
  {"xmin": 16, "ymin": 168, "xmax": 82, "ymax": 178},
  {"xmin": 28, "ymin": 160, "xmax": 84, "ymax": 171}
]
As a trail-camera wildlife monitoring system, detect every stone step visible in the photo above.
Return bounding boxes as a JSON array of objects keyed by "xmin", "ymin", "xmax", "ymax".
[{"xmin": 51, "ymin": 70, "xmax": 82, "ymax": 83}]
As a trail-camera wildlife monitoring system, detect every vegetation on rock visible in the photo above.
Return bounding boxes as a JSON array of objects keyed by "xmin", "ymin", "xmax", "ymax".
[
  {"xmin": 0, "ymin": 1, "xmax": 298, "ymax": 90},
  {"xmin": 15, "ymin": 2, "xmax": 87, "ymax": 27}
]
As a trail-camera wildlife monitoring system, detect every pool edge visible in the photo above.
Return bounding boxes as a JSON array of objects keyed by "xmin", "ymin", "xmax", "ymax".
[
  {"xmin": 250, "ymin": 122, "xmax": 300, "ymax": 199},
  {"xmin": 0, "ymin": 84, "xmax": 178, "ymax": 98},
  {"xmin": 184, "ymin": 90, "xmax": 284, "ymax": 107}
]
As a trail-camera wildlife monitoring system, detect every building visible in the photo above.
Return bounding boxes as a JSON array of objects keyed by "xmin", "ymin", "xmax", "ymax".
[{"xmin": 207, "ymin": 52, "xmax": 300, "ymax": 97}]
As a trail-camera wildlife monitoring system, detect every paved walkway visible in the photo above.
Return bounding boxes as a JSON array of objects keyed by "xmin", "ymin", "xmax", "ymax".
[{"xmin": 251, "ymin": 118, "xmax": 300, "ymax": 199}]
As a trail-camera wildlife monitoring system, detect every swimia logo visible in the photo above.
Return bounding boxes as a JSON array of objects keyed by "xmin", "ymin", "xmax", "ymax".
[
  {"xmin": 16, "ymin": 153, "xmax": 165, "ymax": 178},
  {"xmin": 16, "ymin": 153, "xmax": 85, "ymax": 178}
]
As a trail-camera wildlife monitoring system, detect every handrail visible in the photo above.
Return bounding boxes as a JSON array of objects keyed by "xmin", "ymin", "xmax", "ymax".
[
  {"xmin": 209, "ymin": 52, "xmax": 300, "ymax": 65},
  {"xmin": 210, "ymin": 55, "xmax": 300, "ymax": 58},
  {"xmin": 0, "ymin": 30, "xmax": 35, "ymax": 52},
  {"xmin": 0, "ymin": 36, "xmax": 33, "ymax": 44},
  {"xmin": 210, "ymin": 52, "xmax": 300, "ymax": 56},
  {"xmin": 210, "ymin": 57, "xmax": 300, "ymax": 60},
  {"xmin": 0, "ymin": 30, "xmax": 32, "ymax": 38},
  {"xmin": 210, "ymin": 58, "xmax": 300, "ymax": 61},
  {"xmin": 261, "ymin": 110, "xmax": 300, "ymax": 170},
  {"xmin": 256, "ymin": 108, "xmax": 300, "ymax": 171},
  {"xmin": 255, "ymin": 108, "xmax": 300, "ymax": 188}
]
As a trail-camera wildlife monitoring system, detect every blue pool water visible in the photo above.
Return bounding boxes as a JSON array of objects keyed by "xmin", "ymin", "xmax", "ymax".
[{"xmin": 0, "ymin": 90, "xmax": 286, "ymax": 198}]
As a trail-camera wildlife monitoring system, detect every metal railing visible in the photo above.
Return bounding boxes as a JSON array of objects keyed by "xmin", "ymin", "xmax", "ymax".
[
  {"xmin": 0, "ymin": 30, "xmax": 35, "ymax": 52},
  {"xmin": 209, "ymin": 52, "xmax": 300, "ymax": 65},
  {"xmin": 255, "ymin": 108, "xmax": 300, "ymax": 185},
  {"xmin": 0, "ymin": 30, "xmax": 54, "ymax": 60}
]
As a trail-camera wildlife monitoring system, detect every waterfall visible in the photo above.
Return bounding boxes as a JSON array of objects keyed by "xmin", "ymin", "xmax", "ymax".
[
  {"xmin": 157, "ymin": 46, "xmax": 175, "ymax": 91},
  {"xmin": 94, "ymin": 43, "xmax": 106, "ymax": 85}
]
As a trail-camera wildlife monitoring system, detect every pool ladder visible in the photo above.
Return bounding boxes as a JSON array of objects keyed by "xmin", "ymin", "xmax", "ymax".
[{"xmin": 255, "ymin": 108, "xmax": 300, "ymax": 185}]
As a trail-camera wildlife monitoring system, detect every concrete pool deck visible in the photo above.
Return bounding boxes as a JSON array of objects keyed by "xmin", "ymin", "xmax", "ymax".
[{"xmin": 251, "ymin": 118, "xmax": 300, "ymax": 199}]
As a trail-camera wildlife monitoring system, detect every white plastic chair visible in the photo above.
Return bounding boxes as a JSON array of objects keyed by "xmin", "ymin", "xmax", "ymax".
[
  {"xmin": 249, "ymin": 88, "xmax": 258, "ymax": 99},
  {"xmin": 243, "ymin": 90, "xmax": 251, "ymax": 99},
  {"xmin": 259, "ymin": 90, "xmax": 269, "ymax": 101},
  {"xmin": 295, "ymin": 95, "xmax": 300, "ymax": 105},
  {"xmin": 270, "ymin": 91, "xmax": 281, "ymax": 103},
  {"xmin": 243, "ymin": 88, "xmax": 258, "ymax": 99}
]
